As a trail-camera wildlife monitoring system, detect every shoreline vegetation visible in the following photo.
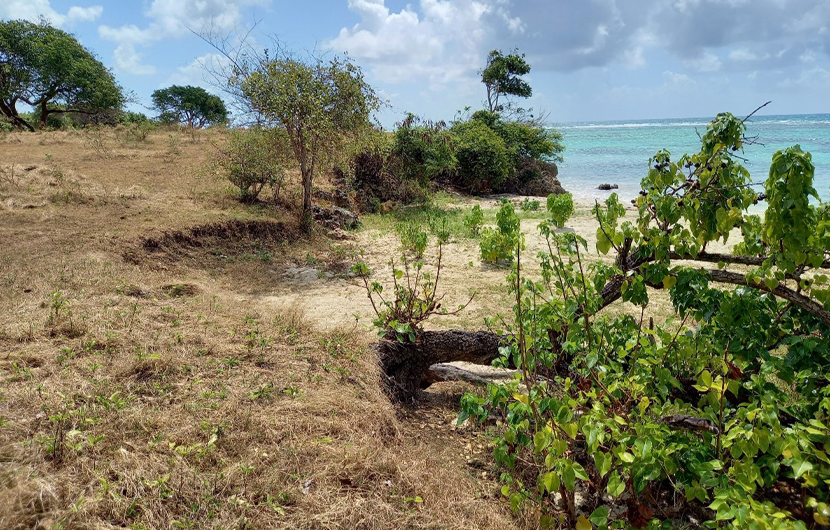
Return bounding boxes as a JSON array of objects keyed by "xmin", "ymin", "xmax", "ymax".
[{"xmin": 3, "ymin": 19, "xmax": 830, "ymax": 530}]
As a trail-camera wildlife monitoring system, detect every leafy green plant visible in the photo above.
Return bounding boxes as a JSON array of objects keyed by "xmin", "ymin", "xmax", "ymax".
[
  {"xmin": 519, "ymin": 198, "xmax": 540, "ymax": 212},
  {"xmin": 352, "ymin": 229, "xmax": 471, "ymax": 342},
  {"xmin": 214, "ymin": 128, "xmax": 285, "ymax": 203},
  {"xmin": 461, "ymin": 111, "xmax": 830, "ymax": 529},
  {"xmin": 451, "ymin": 119, "xmax": 512, "ymax": 192},
  {"xmin": 395, "ymin": 222, "xmax": 430, "ymax": 257},
  {"xmin": 480, "ymin": 201, "xmax": 523, "ymax": 263},
  {"xmin": 389, "ymin": 113, "xmax": 456, "ymax": 187},
  {"xmin": 546, "ymin": 192, "xmax": 574, "ymax": 228},
  {"xmin": 463, "ymin": 204, "xmax": 485, "ymax": 235}
]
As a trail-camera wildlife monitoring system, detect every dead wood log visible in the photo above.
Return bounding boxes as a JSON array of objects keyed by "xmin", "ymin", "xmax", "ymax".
[
  {"xmin": 426, "ymin": 363, "xmax": 523, "ymax": 386},
  {"xmin": 377, "ymin": 330, "xmax": 507, "ymax": 402}
]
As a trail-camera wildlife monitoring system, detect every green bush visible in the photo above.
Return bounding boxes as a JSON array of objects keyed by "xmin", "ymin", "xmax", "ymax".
[
  {"xmin": 452, "ymin": 120, "xmax": 512, "ymax": 192},
  {"xmin": 480, "ymin": 201, "xmax": 522, "ymax": 263},
  {"xmin": 469, "ymin": 110, "xmax": 563, "ymax": 167},
  {"xmin": 390, "ymin": 114, "xmax": 456, "ymax": 187},
  {"xmin": 215, "ymin": 128, "xmax": 285, "ymax": 203},
  {"xmin": 519, "ymin": 198, "xmax": 540, "ymax": 212},
  {"xmin": 461, "ymin": 113, "xmax": 830, "ymax": 529},
  {"xmin": 546, "ymin": 192, "xmax": 574, "ymax": 227},
  {"xmin": 120, "ymin": 111, "xmax": 152, "ymax": 125},
  {"xmin": 395, "ymin": 222, "xmax": 429, "ymax": 257},
  {"xmin": 463, "ymin": 204, "xmax": 485, "ymax": 235}
]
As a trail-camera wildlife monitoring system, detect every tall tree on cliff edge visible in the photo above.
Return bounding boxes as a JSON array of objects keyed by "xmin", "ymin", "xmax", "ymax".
[{"xmin": 480, "ymin": 49, "xmax": 532, "ymax": 117}]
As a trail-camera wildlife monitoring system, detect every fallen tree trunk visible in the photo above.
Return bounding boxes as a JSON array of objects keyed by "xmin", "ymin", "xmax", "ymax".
[
  {"xmin": 377, "ymin": 330, "xmax": 507, "ymax": 402},
  {"xmin": 426, "ymin": 363, "xmax": 524, "ymax": 386}
]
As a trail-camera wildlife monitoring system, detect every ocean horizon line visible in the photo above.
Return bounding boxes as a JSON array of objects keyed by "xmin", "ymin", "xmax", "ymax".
[{"xmin": 553, "ymin": 112, "xmax": 830, "ymax": 130}]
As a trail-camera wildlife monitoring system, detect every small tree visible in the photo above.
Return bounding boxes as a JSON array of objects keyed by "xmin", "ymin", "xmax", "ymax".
[
  {"xmin": 481, "ymin": 49, "xmax": 532, "ymax": 115},
  {"xmin": 0, "ymin": 19, "xmax": 124, "ymax": 131},
  {"xmin": 151, "ymin": 85, "xmax": 228, "ymax": 129},
  {"xmin": 241, "ymin": 55, "xmax": 380, "ymax": 231}
]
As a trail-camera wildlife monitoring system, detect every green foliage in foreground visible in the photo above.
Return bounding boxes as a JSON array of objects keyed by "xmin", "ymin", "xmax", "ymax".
[
  {"xmin": 353, "ymin": 224, "xmax": 470, "ymax": 343},
  {"xmin": 462, "ymin": 112, "xmax": 830, "ymax": 529},
  {"xmin": 0, "ymin": 19, "xmax": 123, "ymax": 131},
  {"xmin": 546, "ymin": 192, "xmax": 574, "ymax": 228},
  {"xmin": 480, "ymin": 201, "xmax": 523, "ymax": 264}
]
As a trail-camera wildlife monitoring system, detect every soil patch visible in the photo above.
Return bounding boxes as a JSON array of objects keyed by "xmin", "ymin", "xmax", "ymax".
[{"xmin": 124, "ymin": 219, "xmax": 300, "ymax": 267}]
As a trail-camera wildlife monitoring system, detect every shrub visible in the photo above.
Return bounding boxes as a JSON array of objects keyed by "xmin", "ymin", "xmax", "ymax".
[
  {"xmin": 461, "ymin": 112, "xmax": 830, "ymax": 529},
  {"xmin": 452, "ymin": 120, "xmax": 512, "ymax": 192},
  {"xmin": 352, "ymin": 226, "xmax": 470, "ymax": 342},
  {"xmin": 469, "ymin": 110, "xmax": 563, "ymax": 166},
  {"xmin": 120, "ymin": 111, "xmax": 152, "ymax": 125},
  {"xmin": 519, "ymin": 198, "xmax": 540, "ymax": 212},
  {"xmin": 480, "ymin": 201, "xmax": 522, "ymax": 263},
  {"xmin": 389, "ymin": 114, "xmax": 456, "ymax": 187},
  {"xmin": 395, "ymin": 222, "xmax": 429, "ymax": 257},
  {"xmin": 215, "ymin": 128, "xmax": 286, "ymax": 203},
  {"xmin": 546, "ymin": 192, "xmax": 573, "ymax": 227},
  {"xmin": 463, "ymin": 205, "xmax": 485, "ymax": 235}
]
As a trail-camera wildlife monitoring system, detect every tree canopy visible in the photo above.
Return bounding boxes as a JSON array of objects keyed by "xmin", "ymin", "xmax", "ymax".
[
  {"xmin": 240, "ymin": 55, "xmax": 380, "ymax": 230},
  {"xmin": 151, "ymin": 85, "xmax": 228, "ymax": 129},
  {"xmin": 0, "ymin": 19, "xmax": 123, "ymax": 131},
  {"xmin": 481, "ymin": 49, "xmax": 532, "ymax": 115}
]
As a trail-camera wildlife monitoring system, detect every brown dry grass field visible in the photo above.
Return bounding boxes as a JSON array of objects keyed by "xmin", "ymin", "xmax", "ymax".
[
  {"xmin": 0, "ymin": 127, "xmax": 532, "ymax": 530},
  {"xmin": 0, "ymin": 127, "xmax": 694, "ymax": 529}
]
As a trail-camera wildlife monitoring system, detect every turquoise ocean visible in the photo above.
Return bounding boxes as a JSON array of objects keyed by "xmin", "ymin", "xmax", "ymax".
[{"xmin": 554, "ymin": 113, "xmax": 830, "ymax": 204}]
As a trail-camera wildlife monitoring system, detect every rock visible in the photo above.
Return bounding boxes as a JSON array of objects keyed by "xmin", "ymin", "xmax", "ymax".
[
  {"xmin": 598, "ymin": 183, "xmax": 619, "ymax": 191},
  {"xmin": 525, "ymin": 174, "xmax": 566, "ymax": 196},
  {"xmin": 501, "ymin": 159, "xmax": 566, "ymax": 196},
  {"xmin": 313, "ymin": 187, "xmax": 351, "ymax": 208},
  {"xmin": 312, "ymin": 205, "xmax": 359, "ymax": 230}
]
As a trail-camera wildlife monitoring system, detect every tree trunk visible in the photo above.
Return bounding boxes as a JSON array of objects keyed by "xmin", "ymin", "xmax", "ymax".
[
  {"xmin": 301, "ymin": 165, "xmax": 313, "ymax": 232},
  {"xmin": 0, "ymin": 99, "xmax": 34, "ymax": 132},
  {"xmin": 377, "ymin": 330, "xmax": 508, "ymax": 402},
  {"xmin": 39, "ymin": 101, "xmax": 49, "ymax": 129}
]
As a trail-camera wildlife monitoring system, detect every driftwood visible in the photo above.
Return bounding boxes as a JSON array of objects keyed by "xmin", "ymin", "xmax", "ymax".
[
  {"xmin": 427, "ymin": 363, "xmax": 524, "ymax": 386},
  {"xmin": 377, "ymin": 330, "xmax": 507, "ymax": 402}
]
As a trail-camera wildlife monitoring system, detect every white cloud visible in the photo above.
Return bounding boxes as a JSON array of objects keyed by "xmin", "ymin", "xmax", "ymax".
[
  {"xmin": 328, "ymin": 0, "xmax": 494, "ymax": 86},
  {"xmin": 113, "ymin": 43, "xmax": 157, "ymax": 76},
  {"xmin": 684, "ymin": 52, "xmax": 722, "ymax": 72},
  {"xmin": 778, "ymin": 67, "xmax": 830, "ymax": 88},
  {"xmin": 729, "ymin": 48, "xmax": 758, "ymax": 61},
  {"xmin": 67, "ymin": 6, "xmax": 103, "ymax": 23},
  {"xmin": 165, "ymin": 52, "xmax": 229, "ymax": 89},
  {"xmin": 0, "ymin": 0, "xmax": 103, "ymax": 26},
  {"xmin": 98, "ymin": 0, "xmax": 269, "ymax": 74}
]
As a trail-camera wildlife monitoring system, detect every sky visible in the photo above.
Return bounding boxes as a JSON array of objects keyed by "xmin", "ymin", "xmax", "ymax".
[{"xmin": 2, "ymin": 0, "xmax": 830, "ymax": 126}]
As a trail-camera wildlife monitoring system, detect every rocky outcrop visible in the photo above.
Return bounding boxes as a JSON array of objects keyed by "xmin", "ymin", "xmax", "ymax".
[
  {"xmin": 312, "ymin": 205, "xmax": 359, "ymax": 230},
  {"xmin": 500, "ymin": 159, "xmax": 566, "ymax": 196}
]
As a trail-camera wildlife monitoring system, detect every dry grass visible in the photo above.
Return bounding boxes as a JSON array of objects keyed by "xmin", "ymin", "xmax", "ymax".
[{"xmin": 0, "ymin": 128, "xmax": 519, "ymax": 530}]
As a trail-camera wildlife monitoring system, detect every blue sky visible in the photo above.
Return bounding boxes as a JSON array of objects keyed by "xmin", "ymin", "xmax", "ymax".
[{"xmin": 2, "ymin": 0, "xmax": 830, "ymax": 126}]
